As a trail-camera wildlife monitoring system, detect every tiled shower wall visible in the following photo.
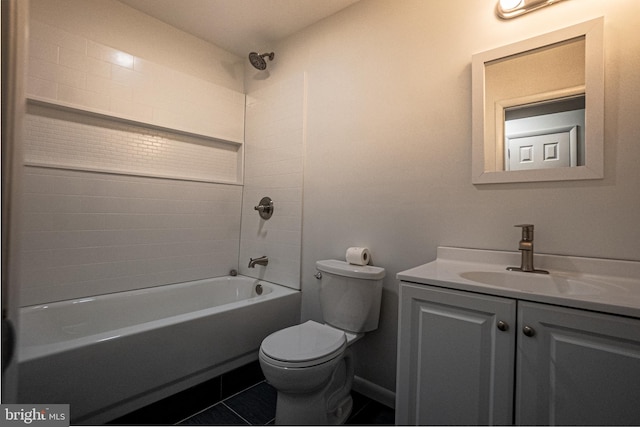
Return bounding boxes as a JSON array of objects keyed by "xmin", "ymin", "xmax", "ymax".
[
  {"xmin": 27, "ymin": 20, "xmax": 245, "ymax": 142},
  {"xmin": 21, "ymin": 16, "xmax": 305, "ymax": 304},
  {"xmin": 239, "ymin": 75, "xmax": 305, "ymax": 289},
  {"xmin": 21, "ymin": 167, "xmax": 242, "ymax": 306},
  {"xmin": 20, "ymin": 19, "xmax": 246, "ymax": 306}
]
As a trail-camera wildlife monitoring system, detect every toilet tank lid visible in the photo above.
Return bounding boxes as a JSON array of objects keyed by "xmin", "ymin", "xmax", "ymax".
[{"xmin": 316, "ymin": 260, "xmax": 385, "ymax": 280}]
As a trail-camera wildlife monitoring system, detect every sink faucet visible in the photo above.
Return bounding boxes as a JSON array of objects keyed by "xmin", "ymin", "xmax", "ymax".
[
  {"xmin": 248, "ymin": 256, "xmax": 268, "ymax": 268},
  {"xmin": 506, "ymin": 224, "xmax": 549, "ymax": 274}
]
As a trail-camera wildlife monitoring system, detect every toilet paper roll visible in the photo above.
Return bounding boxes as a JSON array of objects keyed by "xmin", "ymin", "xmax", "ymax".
[{"xmin": 346, "ymin": 247, "xmax": 371, "ymax": 265}]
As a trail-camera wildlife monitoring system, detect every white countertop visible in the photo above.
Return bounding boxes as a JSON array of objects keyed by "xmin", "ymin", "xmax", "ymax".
[{"xmin": 397, "ymin": 247, "xmax": 640, "ymax": 318}]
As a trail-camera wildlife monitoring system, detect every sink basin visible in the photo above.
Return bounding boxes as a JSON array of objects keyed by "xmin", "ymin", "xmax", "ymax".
[{"xmin": 459, "ymin": 270, "xmax": 617, "ymax": 296}]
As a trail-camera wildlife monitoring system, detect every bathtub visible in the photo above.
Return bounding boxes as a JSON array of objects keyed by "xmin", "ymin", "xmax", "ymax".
[{"xmin": 17, "ymin": 276, "xmax": 300, "ymax": 424}]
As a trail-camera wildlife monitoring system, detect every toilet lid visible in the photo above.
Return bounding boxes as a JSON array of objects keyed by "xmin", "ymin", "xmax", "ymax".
[{"xmin": 261, "ymin": 320, "xmax": 346, "ymax": 364}]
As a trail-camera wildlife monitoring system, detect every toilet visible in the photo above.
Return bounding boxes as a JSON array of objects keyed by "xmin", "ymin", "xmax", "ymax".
[{"xmin": 259, "ymin": 259, "xmax": 385, "ymax": 425}]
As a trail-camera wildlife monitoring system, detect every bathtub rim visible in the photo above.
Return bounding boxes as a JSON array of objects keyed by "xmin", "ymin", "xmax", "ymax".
[{"xmin": 18, "ymin": 276, "xmax": 298, "ymax": 362}]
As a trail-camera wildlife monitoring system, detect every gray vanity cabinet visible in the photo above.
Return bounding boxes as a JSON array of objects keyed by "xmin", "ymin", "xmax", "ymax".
[
  {"xmin": 397, "ymin": 281, "xmax": 640, "ymax": 426},
  {"xmin": 396, "ymin": 283, "xmax": 517, "ymax": 425},
  {"xmin": 516, "ymin": 301, "xmax": 640, "ymax": 426}
]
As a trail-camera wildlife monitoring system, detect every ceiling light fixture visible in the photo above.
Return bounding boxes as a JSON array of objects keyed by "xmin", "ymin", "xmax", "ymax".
[{"xmin": 496, "ymin": 0, "xmax": 565, "ymax": 19}]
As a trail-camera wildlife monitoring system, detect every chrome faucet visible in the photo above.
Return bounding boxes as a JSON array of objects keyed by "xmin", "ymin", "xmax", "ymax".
[
  {"xmin": 248, "ymin": 256, "xmax": 268, "ymax": 268},
  {"xmin": 506, "ymin": 224, "xmax": 549, "ymax": 274}
]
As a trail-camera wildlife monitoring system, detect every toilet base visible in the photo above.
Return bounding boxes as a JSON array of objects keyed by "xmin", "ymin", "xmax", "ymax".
[
  {"xmin": 268, "ymin": 348, "xmax": 355, "ymax": 425},
  {"xmin": 275, "ymin": 390, "xmax": 353, "ymax": 425}
]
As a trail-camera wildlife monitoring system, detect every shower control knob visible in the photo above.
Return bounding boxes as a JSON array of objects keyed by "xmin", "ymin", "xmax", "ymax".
[{"xmin": 254, "ymin": 196, "xmax": 274, "ymax": 220}]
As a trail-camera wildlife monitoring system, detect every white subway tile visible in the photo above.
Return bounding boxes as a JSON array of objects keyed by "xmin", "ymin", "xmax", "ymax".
[
  {"xmin": 86, "ymin": 56, "xmax": 112, "ymax": 79},
  {"xmin": 111, "ymin": 63, "xmax": 144, "ymax": 86},
  {"xmin": 58, "ymin": 47, "xmax": 87, "ymax": 72},
  {"xmin": 55, "ymin": 32, "xmax": 87, "ymax": 55},
  {"xmin": 29, "ymin": 21, "xmax": 244, "ymax": 142},
  {"xmin": 109, "ymin": 97, "xmax": 153, "ymax": 122},
  {"xmin": 31, "ymin": 21, "xmax": 86, "ymax": 54},
  {"xmin": 21, "ymin": 167, "xmax": 243, "ymax": 305},
  {"xmin": 22, "ymin": 213, "xmax": 54, "ymax": 232},
  {"xmin": 87, "ymin": 41, "xmax": 133, "ymax": 69},
  {"xmin": 132, "ymin": 80, "xmax": 157, "ymax": 106},
  {"xmin": 57, "ymin": 84, "xmax": 110, "ymax": 111},
  {"xmin": 240, "ymin": 74, "xmax": 304, "ymax": 289},
  {"xmin": 29, "ymin": 20, "xmax": 53, "ymax": 43},
  {"xmin": 26, "ymin": 76, "xmax": 57, "ymax": 100},
  {"xmin": 132, "ymin": 57, "xmax": 159, "ymax": 75},
  {"xmin": 84, "ymin": 75, "xmax": 111, "ymax": 95},
  {"xmin": 27, "ymin": 57, "xmax": 58, "ymax": 81},
  {"xmin": 29, "ymin": 38, "xmax": 58, "ymax": 63},
  {"xmin": 55, "ymin": 64, "xmax": 86, "ymax": 89},
  {"xmin": 21, "ymin": 19, "xmax": 254, "ymax": 303}
]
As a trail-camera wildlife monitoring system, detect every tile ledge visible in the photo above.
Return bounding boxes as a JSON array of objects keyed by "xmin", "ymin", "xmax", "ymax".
[{"xmin": 27, "ymin": 96, "xmax": 243, "ymax": 146}]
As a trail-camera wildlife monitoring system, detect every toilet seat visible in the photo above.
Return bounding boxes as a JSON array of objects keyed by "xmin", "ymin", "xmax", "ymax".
[{"xmin": 260, "ymin": 320, "xmax": 347, "ymax": 368}]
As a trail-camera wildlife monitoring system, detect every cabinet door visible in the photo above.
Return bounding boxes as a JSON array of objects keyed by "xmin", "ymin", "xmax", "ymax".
[
  {"xmin": 396, "ymin": 283, "xmax": 516, "ymax": 425},
  {"xmin": 516, "ymin": 301, "xmax": 640, "ymax": 426}
]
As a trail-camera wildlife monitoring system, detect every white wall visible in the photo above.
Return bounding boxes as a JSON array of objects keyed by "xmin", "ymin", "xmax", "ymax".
[{"xmin": 245, "ymin": 0, "xmax": 640, "ymax": 393}]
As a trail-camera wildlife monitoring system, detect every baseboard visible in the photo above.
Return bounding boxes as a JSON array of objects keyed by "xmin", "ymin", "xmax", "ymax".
[{"xmin": 353, "ymin": 376, "xmax": 395, "ymax": 409}]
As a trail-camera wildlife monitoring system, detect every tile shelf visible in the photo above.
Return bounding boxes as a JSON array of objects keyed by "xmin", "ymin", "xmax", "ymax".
[
  {"xmin": 26, "ymin": 96, "xmax": 243, "ymax": 147},
  {"xmin": 23, "ymin": 161, "xmax": 243, "ymax": 186},
  {"xmin": 25, "ymin": 96, "xmax": 244, "ymax": 186}
]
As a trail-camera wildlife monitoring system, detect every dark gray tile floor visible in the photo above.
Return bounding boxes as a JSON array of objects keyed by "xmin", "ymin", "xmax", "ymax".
[
  {"xmin": 179, "ymin": 381, "xmax": 275, "ymax": 425},
  {"xmin": 178, "ymin": 380, "xmax": 395, "ymax": 426},
  {"xmin": 109, "ymin": 361, "xmax": 395, "ymax": 426}
]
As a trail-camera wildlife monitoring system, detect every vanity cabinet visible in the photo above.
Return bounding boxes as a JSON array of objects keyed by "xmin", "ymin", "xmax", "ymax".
[
  {"xmin": 396, "ymin": 282, "xmax": 640, "ymax": 426},
  {"xmin": 515, "ymin": 300, "xmax": 640, "ymax": 426},
  {"xmin": 396, "ymin": 283, "xmax": 517, "ymax": 425}
]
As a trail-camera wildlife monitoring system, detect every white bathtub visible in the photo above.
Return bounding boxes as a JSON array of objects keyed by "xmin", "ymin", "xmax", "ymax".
[{"xmin": 17, "ymin": 276, "xmax": 300, "ymax": 424}]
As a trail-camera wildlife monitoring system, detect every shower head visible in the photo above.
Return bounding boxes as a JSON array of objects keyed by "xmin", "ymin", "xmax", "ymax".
[{"xmin": 248, "ymin": 52, "xmax": 275, "ymax": 70}]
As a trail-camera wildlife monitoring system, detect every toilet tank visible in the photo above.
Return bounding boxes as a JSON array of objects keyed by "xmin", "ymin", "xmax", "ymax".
[{"xmin": 316, "ymin": 260, "xmax": 385, "ymax": 333}]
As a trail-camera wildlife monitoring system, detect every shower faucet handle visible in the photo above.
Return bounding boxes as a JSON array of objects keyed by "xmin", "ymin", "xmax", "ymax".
[{"xmin": 254, "ymin": 196, "xmax": 274, "ymax": 220}]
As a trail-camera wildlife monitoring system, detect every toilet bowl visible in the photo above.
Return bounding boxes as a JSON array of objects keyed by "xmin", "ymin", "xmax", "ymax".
[
  {"xmin": 259, "ymin": 260, "xmax": 385, "ymax": 425},
  {"xmin": 259, "ymin": 321, "xmax": 357, "ymax": 425}
]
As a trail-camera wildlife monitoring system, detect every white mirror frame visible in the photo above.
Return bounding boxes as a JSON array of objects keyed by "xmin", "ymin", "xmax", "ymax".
[{"xmin": 472, "ymin": 17, "xmax": 604, "ymax": 184}]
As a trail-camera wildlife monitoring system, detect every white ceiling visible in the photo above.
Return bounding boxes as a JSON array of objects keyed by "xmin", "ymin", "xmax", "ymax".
[{"xmin": 118, "ymin": 0, "xmax": 360, "ymax": 57}]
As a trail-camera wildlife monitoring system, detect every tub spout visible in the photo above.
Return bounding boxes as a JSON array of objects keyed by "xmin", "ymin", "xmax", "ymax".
[{"xmin": 248, "ymin": 256, "xmax": 268, "ymax": 268}]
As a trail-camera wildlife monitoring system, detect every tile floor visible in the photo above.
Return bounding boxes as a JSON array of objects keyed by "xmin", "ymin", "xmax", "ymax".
[{"xmin": 109, "ymin": 361, "xmax": 395, "ymax": 425}]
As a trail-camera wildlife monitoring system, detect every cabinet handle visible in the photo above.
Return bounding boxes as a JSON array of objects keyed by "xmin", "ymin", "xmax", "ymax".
[
  {"xmin": 497, "ymin": 320, "xmax": 509, "ymax": 331},
  {"xmin": 523, "ymin": 325, "xmax": 536, "ymax": 337}
]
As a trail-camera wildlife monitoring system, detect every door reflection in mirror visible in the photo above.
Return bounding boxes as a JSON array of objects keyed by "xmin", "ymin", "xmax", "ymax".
[
  {"xmin": 484, "ymin": 36, "xmax": 585, "ymax": 172},
  {"xmin": 504, "ymin": 94, "xmax": 585, "ymax": 171}
]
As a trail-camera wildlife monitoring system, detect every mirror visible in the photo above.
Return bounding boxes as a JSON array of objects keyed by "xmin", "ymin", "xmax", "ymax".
[{"xmin": 472, "ymin": 17, "xmax": 604, "ymax": 184}]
